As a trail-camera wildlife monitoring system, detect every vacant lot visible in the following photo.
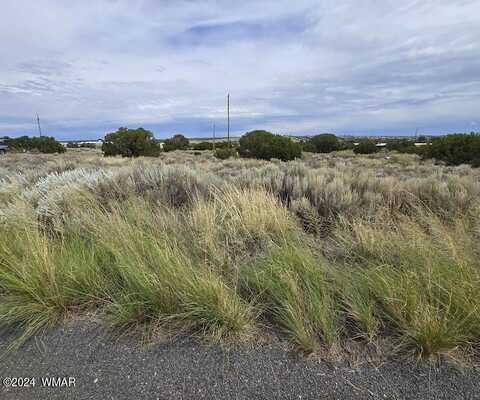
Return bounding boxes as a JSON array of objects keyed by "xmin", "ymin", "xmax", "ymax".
[{"xmin": 0, "ymin": 149, "xmax": 479, "ymax": 364}]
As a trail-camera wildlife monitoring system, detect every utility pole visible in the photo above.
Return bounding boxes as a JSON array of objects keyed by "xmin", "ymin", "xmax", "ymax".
[
  {"xmin": 227, "ymin": 93, "xmax": 230, "ymax": 146},
  {"xmin": 36, "ymin": 113, "xmax": 42, "ymax": 137},
  {"xmin": 213, "ymin": 121, "xmax": 216, "ymax": 151}
]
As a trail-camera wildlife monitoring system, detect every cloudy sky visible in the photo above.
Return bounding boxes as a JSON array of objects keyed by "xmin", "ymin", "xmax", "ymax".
[{"xmin": 1, "ymin": 0, "xmax": 479, "ymax": 140}]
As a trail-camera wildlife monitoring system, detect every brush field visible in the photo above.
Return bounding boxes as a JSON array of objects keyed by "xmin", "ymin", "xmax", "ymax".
[{"xmin": 1, "ymin": 149, "xmax": 479, "ymax": 363}]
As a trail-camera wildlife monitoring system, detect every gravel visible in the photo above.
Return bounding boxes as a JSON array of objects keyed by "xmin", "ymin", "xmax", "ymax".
[{"xmin": 1, "ymin": 321, "xmax": 478, "ymax": 400}]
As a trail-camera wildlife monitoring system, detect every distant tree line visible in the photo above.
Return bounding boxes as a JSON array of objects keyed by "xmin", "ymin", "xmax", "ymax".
[
  {"xmin": 100, "ymin": 127, "xmax": 480, "ymax": 167},
  {"xmin": 2, "ymin": 136, "xmax": 65, "ymax": 153},
  {"xmin": 299, "ymin": 134, "xmax": 418, "ymax": 155},
  {"xmin": 4, "ymin": 128, "xmax": 479, "ymax": 167},
  {"xmin": 191, "ymin": 141, "xmax": 231, "ymax": 151}
]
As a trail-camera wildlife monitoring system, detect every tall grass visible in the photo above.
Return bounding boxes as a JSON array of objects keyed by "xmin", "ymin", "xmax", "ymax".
[
  {"xmin": 242, "ymin": 244, "xmax": 340, "ymax": 353},
  {"xmin": 89, "ymin": 199, "xmax": 256, "ymax": 339},
  {"xmin": 0, "ymin": 150, "xmax": 480, "ymax": 361},
  {"xmin": 333, "ymin": 211, "xmax": 480, "ymax": 359},
  {"xmin": 186, "ymin": 186, "xmax": 297, "ymax": 269},
  {"xmin": 0, "ymin": 225, "xmax": 114, "ymax": 346},
  {"xmin": 0, "ymin": 195, "xmax": 258, "ymax": 345}
]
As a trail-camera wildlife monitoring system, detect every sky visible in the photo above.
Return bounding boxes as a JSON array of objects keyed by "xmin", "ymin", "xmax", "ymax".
[{"xmin": 1, "ymin": 0, "xmax": 480, "ymax": 140}]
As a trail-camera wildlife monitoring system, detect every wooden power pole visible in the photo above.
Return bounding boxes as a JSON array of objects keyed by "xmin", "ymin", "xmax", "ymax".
[
  {"xmin": 36, "ymin": 113, "xmax": 42, "ymax": 137},
  {"xmin": 213, "ymin": 121, "xmax": 216, "ymax": 151},
  {"xmin": 227, "ymin": 93, "xmax": 230, "ymax": 145}
]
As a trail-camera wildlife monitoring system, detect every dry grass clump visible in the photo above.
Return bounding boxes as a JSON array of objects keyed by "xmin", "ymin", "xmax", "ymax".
[
  {"xmin": 186, "ymin": 186, "xmax": 297, "ymax": 268},
  {"xmin": 1, "ymin": 149, "xmax": 480, "ymax": 362},
  {"xmin": 89, "ymin": 202, "xmax": 256, "ymax": 340},
  {"xmin": 332, "ymin": 211, "xmax": 480, "ymax": 360},
  {"xmin": 241, "ymin": 245, "xmax": 340, "ymax": 353},
  {"xmin": 1, "ymin": 164, "xmax": 215, "ymax": 236},
  {"xmin": 0, "ymin": 197, "xmax": 257, "ymax": 346},
  {"xmin": 0, "ymin": 173, "xmax": 28, "ymax": 205},
  {"xmin": 0, "ymin": 225, "xmax": 115, "ymax": 346},
  {"xmin": 406, "ymin": 176, "xmax": 480, "ymax": 218}
]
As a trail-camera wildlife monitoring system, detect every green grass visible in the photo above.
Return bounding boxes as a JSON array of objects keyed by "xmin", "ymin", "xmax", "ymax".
[
  {"xmin": 241, "ymin": 244, "xmax": 340, "ymax": 353},
  {"xmin": 333, "ymin": 213, "xmax": 480, "ymax": 359},
  {"xmin": 0, "ymin": 198, "xmax": 257, "ymax": 345},
  {"xmin": 1, "ymin": 151, "xmax": 480, "ymax": 362},
  {"xmin": 0, "ymin": 226, "xmax": 114, "ymax": 347}
]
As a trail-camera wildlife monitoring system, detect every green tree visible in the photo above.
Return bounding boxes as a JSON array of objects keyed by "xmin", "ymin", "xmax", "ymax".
[
  {"xmin": 163, "ymin": 134, "xmax": 190, "ymax": 152},
  {"xmin": 423, "ymin": 133, "xmax": 480, "ymax": 167},
  {"xmin": 102, "ymin": 127, "xmax": 160, "ymax": 157},
  {"xmin": 353, "ymin": 139, "xmax": 378, "ymax": 154},
  {"xmin": 7, "ymin": 136, "xmax": 65, "ymax": 153},
  {"xmin": 385, "ymin": 138, "xmax": 416, "ymax": 153},
  {"xmin": 309, "ymin": 134, "xmax": 340, "ymax": 153},
  {"xmin": 300, "ymin": 139, "xmax": 316, "ymax": 153},
  {"xmin": 238, "ymin": 130, "xmax": 302, "ymax": 161}
]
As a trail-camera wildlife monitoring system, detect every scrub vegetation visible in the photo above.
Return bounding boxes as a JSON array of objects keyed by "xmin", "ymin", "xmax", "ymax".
[{"xmin": 0, "ymin": 148, "xmax": 479, "ymax": 363}]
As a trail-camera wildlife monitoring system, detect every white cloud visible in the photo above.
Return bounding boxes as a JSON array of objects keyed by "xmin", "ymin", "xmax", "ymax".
[{"xmin": 1, "ymin": 0, "xmax": 480, "ymax": 138}]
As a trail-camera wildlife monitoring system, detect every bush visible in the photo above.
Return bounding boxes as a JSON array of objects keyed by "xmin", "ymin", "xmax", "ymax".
[
  {"xmin": 353, "ymin": 140, "xmax": 378, "ymax": 154},
  {"xmin": 300, "ymin": 140, "xmax": 316, "ymax": 153},
  {"xmin": 423, "ymin": 133, "xmax": 480, "ymax": 167},
  {"xmin": 214, "ymin": 147, "xmax": 237, "ymax": 160},
  {"xmin": 309, "ymin": 134, "xmax": 340, "ymax": 153},
  {"xmin": 385, "ymin": 138, "xmax": 416, "ymax": 153},
  {"xmin": 238, "ymin": 130, "xmax": 302, "ymax": 161},
  {"xmin": 163, "ymin": 134, "xmax": 190, "ymax": 152},
  {"xmin": 215, "ymin": 141, "xmax": 233, "ymax": 149},
  {"xmin": 192, "ymin": 141, "xmax": 213, "ymax": 151},
  {"xmin": 102, "ymin": 127, "xmax": 160, "ymax": 157},
  {"xmin": 7, "ymin": 136, "xmax": 66, "ymax": 153}
]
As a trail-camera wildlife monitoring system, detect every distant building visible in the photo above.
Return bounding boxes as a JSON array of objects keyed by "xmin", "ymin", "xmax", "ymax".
[
  {"xmin": 352, "ymin": 142, "xmax": 387, "ymax": 147},
  {"xmin": 60, "ymin": 139, "xmax": 103, "ymax": 148}
]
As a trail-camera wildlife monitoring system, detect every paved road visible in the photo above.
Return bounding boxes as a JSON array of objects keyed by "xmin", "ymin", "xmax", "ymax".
[{"xmin": 0, "ymin": 321, "xmax": 478, "ymax": 399}]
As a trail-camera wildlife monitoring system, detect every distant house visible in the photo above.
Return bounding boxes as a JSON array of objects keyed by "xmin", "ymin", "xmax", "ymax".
[
  {"xmin": 60, "ymin": 139, "xmax": 103, "ymax": 148},
  {"xmin": 352, "ymin": 142, "xmax": 387, "ymax": 147}
]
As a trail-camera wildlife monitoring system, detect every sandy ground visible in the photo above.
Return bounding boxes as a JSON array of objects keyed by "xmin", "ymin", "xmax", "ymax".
[{"xmin": 0, "ymin": 321, "xmax": 478, "ymax": 400}]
